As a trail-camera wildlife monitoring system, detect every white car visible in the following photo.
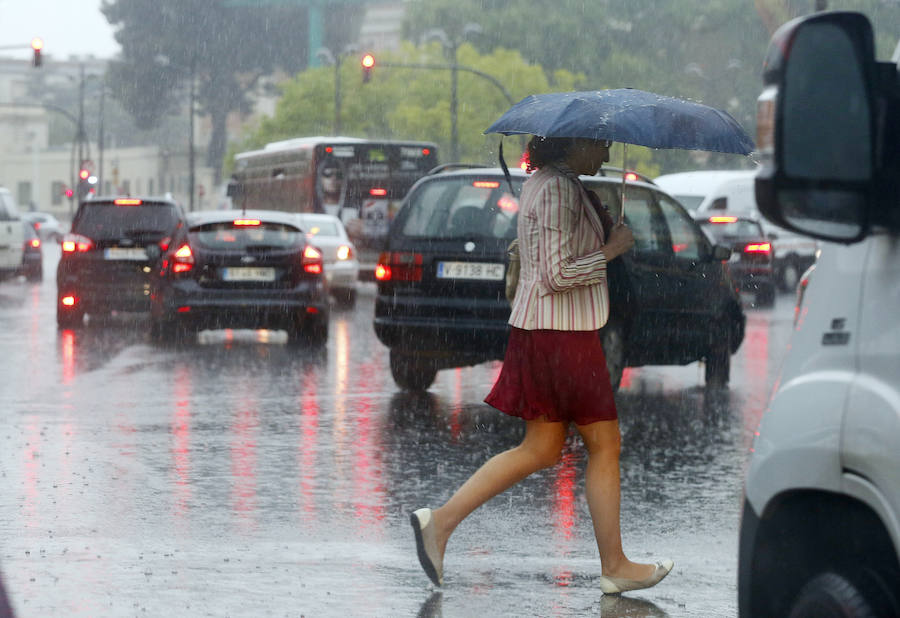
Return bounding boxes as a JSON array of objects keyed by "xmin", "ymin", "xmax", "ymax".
[
  {"xmin": 296, "ymin": 213, "xmax": 359, "ymax": 307},
  {"xmin": 22, "ymin": 211, "xmax": 64, "ymax": 242}
]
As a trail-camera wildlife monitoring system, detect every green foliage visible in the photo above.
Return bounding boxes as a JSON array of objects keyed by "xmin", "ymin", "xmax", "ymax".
[{"xmin": 237, "ymin": 42, "xmax": 584, "ymax": 166}]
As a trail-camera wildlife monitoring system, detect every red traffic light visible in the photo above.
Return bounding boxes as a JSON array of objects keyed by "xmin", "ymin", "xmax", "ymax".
[
  {"xmin": 78, "ymin": 169, "xmax": 90, "ymax": 180},
  {"xmin": 361, "ymin": 53, "xmax": 375, "ymax": 83},
  {"xmin": 31, "ymin": 37, "xmax": 43, "ymax": 68},
  {"xmin": 64, "ymin": 188, "xmax": 74, "ymax": 199}
]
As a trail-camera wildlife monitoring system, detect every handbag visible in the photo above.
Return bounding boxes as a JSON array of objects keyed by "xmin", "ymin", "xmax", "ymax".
[{"xmin": 505, "ymin": 238, "xmax": 520, "ymax": 303}]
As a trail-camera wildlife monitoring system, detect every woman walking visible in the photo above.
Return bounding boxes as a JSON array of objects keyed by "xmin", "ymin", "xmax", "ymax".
[{"xmin": 410, "ymin": 136, "xmax": 673, "ymax": 594}]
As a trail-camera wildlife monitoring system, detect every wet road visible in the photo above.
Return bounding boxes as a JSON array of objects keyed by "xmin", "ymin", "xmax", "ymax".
[{"xmin": 0, "ymin": 245, "xmax": 795, "ymax": 617}]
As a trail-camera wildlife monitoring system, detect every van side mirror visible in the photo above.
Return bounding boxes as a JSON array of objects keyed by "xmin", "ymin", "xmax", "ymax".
[{"xmin": 755, "ymin": 11, "xmax": 877, "ymax": 243}]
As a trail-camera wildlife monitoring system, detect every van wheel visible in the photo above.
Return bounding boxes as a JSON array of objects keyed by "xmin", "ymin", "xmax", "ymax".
[
  {"xmin": 600, "ymin": 319, "xmax": 625, "ymax": 391},
  {"xmin": 390, "ymin": 350, "xmax": 437, "ymax": 391},
  {"xmin": 788, "ymin": 573, "xmax": 876, "ymax": 618},
  {"xmin": 705, "ymin": 327, "xmax": 731, "ymax": 388}
]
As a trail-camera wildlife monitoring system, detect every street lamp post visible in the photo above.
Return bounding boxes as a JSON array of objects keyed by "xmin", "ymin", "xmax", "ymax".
[
  {"xmin": 422, "ymin": 24, "xmax": 482, "ymax": 163},
  {"xmin": 317, "ymin": 45, "xmax": 358, "ymax": 136}
]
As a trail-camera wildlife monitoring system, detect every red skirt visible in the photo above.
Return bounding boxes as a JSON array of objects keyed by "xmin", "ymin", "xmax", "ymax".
[{"xmin": 485, "ymin": 327, "xmax": 617, "ymax": 425}]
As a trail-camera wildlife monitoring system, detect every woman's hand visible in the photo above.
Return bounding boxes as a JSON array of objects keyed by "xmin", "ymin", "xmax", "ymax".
[{"xmin": 603, "ymin": 222, "xmax": 635, "ymax": 261}]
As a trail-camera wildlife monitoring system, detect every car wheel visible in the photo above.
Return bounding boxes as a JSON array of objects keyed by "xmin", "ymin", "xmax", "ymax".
[
  {"xmin": 390, "ymin": 350, "xmax": 437, "ymax": 391},
  {"xmin": 334, "ymin": 288, "xmax": 357, "ymax": 308},
  {"xmin": 788, "ymin": 573, "xmax": 876, "ymax": 618},
  {"xmin": 56, "ymin": 301, "xmax": 84, "ymax": 329},
  {"xmin": 779, "ymin": 258, "xmax": 802, "ymax": 292},
  {"xmin": 600, "ymin": 318, "xmax": 625, "ymax": 391},
  {"xmin": 705, "ymin": 326, "xmax": 731, "ymax": 388}
]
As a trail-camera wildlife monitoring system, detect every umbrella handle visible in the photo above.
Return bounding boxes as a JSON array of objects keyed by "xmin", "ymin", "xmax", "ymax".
[{"xmin": 619, "ymin": 143, "xmax": 627, "ymax": 224}]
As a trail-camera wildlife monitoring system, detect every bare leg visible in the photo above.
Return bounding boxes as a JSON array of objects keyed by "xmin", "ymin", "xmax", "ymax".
[
  {"xmin": 576, "ymin": 419, "xmax": 656, "ymax": 580},
  {"xmin": 430, "ymin": 419, "xmax": 569, "ymax": 561}
]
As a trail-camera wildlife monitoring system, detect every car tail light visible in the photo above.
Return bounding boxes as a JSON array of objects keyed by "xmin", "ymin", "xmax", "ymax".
[
  {"xmin": 233, "ymin": 219, "xmax": 261, "ymax": 226},
  {"xmin": 61, "ymin": 295, "xmax": 77, "ymax": 307},
  {"xmin": 159, "ymin": 236, "xmax": 171, "ymax": 252},
  {"xmin": 473, "ymin": 181, "xmax": 500, "ymax": 189},
  {"xmin": 303, "ymin": 245, "xmax": 323, "ymax": 274},
  {"xmin": 61, "ymin": 234, "xmax": 94, "ymax": 254},
  {"xmin": 29, "ymin": 238, "xmax": 40, "ymax": 249},
  {"xmin": 336, "ymin": 245, "xmax": 353, "ymax": 261},
  {"xmin": 744, "ymin": 242, "xmax": 772, "ymax": 254},
  {"xmin": 172, "ymin": 243, "xmax": 195, "ymax": 274},
  {"xmin": 375, "ymin": 251, "xmax": 422, "ymax": 282},
  {"xmin": 114, "ymin": 198, "xmax": 143, "ymax": 206},
  {"xmin": 369, "ymin": 188, "xmax": 388, "ymax": 197},
  {"xmin": 624, "ymin": 172, "xmax": 639, "ymax": 182},
  {"xmin": 709, "ymin": 216, "xmax": 739, "ymax": 223}
]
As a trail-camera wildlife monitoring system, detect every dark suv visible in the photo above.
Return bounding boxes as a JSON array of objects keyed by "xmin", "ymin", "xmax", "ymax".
[
  {"xmin": 57, "ymin": 197, "xmax": 185, "ymax": 328},
  {"xmin": 374, "ymin": 167, "xmax": 745, "ymax": 391}
]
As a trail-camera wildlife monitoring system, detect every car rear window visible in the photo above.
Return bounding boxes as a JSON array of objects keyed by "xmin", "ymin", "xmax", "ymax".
[
  {"xmin": 190, "ymin": 221, "xmax": 303, "ymax": 250},
  {"xmin": 74, "ymin": 203, "xmax": 180, "ymax": 240},
  {"xmin": 300, "ymin": 220, "xmax": 340, "ymax": 237},
  {"xmin": 400, "ymin": 177, "xmax": 524, "ymax": 240},
  {"xmin": 701, "ymin": 219, "xmax": 763, "ymax": 239}
]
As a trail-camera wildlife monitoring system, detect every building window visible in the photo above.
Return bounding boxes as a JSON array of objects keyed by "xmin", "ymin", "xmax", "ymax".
[
  {"xmin": 51, "ymin": 181, "xmax": 64, "ymax": 206},
  {"xmin": 17, "ymin": 182, "xmax": 32, "ymax": 208}
]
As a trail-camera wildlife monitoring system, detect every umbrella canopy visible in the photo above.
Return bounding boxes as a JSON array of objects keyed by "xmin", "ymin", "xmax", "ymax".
[{"xmin": 485, "ymin": 89, "xmax": 755, "ymax": 155}]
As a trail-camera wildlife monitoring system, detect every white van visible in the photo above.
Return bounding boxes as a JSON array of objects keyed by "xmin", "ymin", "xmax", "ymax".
[
  {"xmin": 0, "ymin": 188, "xmax": 24, "ymax": 280},
  {"xmin": 738, "ymin": 11, "xmax": 900, "ymax": 616},
  {"xmin": 655, "ymin": 169, "xmax": 818, "ymax": 291}
]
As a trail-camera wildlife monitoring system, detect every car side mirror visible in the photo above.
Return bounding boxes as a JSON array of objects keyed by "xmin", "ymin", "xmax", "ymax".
[
  {"xmin": 712, "ymin": 244, "xmax": 732, "ymax": 261},
  {"xmin": 755, "ymin": 11, "xmax": 877, "ymax": 244}
]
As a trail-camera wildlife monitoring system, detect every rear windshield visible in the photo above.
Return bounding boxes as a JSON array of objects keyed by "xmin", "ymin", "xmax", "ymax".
[
  {"xmin": 74, "ymin": 203, "xmax": 180, "ymax": 240},
  {"xmin": 400, "ymin": 177, "xmax": 524, "ymax": 240},
  {"xmin": 190, "ymin": 221, "xmax": 304, "ymax": 250},
  {"xmin": 700, "ymin": 219, "xmax": 763, "ymax": 239},
  {"xmin": 674, "ymin": 195, "xmax": 704, "ymax": 211},
  {"xmin": 298, "ymin": 219, "xmax": 340, "ymax": 237}
]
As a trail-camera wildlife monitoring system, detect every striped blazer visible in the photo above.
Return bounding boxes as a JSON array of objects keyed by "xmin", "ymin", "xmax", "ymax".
[{"xmin": 508, "ymin": 164, "xmax": 610, "ymax": 331}]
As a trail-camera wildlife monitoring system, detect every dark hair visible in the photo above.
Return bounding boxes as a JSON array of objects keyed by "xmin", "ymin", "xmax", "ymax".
[{"xmin": 525, "ymin": 136, "xmax": 577, "ymax": 172}]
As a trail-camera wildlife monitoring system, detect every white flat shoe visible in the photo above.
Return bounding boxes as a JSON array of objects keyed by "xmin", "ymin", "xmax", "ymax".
[
  {"xmin": 410, "ymin": 507, "xmax": 443, "ymax": 586},
  {"xmin": 596, "ymin": 559, "xmax": 674, "ymax": 594}
]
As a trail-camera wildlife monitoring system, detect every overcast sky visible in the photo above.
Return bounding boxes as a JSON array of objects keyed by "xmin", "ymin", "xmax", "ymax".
[{"xmin": 0, "ymin": 0, "xmax": 119, "ymax": 60}]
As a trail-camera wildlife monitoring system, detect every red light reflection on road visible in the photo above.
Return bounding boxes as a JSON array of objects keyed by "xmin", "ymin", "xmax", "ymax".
[
  {"xmin": 298, "ymin": 367, "xmax": 319, "ymax": 523},
  {"xmin": 230, "ymin": 382, "xmax": 259, "ymax": 532},
  {"xmin": 449, "ymin": 368, "xmax": 463, "ymax": 442},
  {"xmin": 351, "ymin": 360, "xmax": 386, "ymax": 537},
  {"xmin": 60, "ymin": 329, "xmax": 76, "ymax": 385},
  {"xmin": 22, "ymin": 422, "xmax": 41, "ymax": 529},
  {"xmin": 553, "ymin": 450, "xmax": 578, "ymax": 544},
  {"xmin": 171, "ymin": 366, "xmax": 192, "ymax": 523},
  {"xmin": 742, "ymin": 314, "xmax": 772, "ymax": 449}
]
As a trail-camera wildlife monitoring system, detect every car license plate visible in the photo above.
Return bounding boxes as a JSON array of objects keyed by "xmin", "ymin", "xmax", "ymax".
[
  {"xmin": 104, "ymin": 247, "xmax": 147, "ymax": 260},
  {"xmin": 436, "ymin": 261, "xmax": 505, "ymax": 281},
  {"xmin": 222, "ymin": 267, "xmax": 276, "ymax": 282}
]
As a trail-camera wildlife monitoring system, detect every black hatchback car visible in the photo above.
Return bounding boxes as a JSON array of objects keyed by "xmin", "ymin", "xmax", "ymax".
[
  {"xmin": 697, "ymin": 214, "xmax": 776, "ymax": 307},
  {"xmin": 374, "ymin": 167, "xmax": 745, "ymax": 391},
  {"xmin": 57, "ymin": 197, "xmax": 185, "ymax": 328},
  {"xmin": 149, "ymin": 209, "xmax": 329, "ymax": 345}
]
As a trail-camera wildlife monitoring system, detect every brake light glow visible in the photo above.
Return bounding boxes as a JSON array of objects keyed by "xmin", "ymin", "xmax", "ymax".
[
  {"xmin": 744, "ymin": 242, "xmax": 772, "ymax": 253},
  {"xmin": 336, "ymin": 245, "xmax": 352, "ymax": 261},
  {"xmin": 61, "ymin": 295, "xmax": 77, "ymax": 307},
  {"xmin": 709, "ymin": 216, "xmax": 739, "ymax": 223},
  {"xmin": 29, "ymin": 238, "xmax": 40, "ymax": 249},
  {"xmin": 303, "ymin": 245, "xmax": 323, "ymax": 274},
  {"xmin": 369, "ymin": 188, "xmax": 388, "ymax": 197},
  {"xmin": 159, "ymin": 236, "xmax": 171, "ymax": 252},
  {"xmin": 497, "ymin": 195, "xmax": 518, "ymax": 213},
  {"xmin": 624, "ymin": 172, "xmax": 639, "ymax": 182},
  {"xmin": 473, "ymin": 181, "xmax": 500, "ymax": 189},
  {"xmin": 172, "ymin": 243, "xmax": 195, "ymax": 273},
  {"xmin": 422, "ymin": 148, "xmax": 431, "ymax": 156},
  {"xmin": 114, "ymin": 198, "xmax": 143, "ymax": 206},
  {"xmin": 375, "ymin": 251, "xmax": 423, "ymax": 282},
  {"xmin": 62, "ymin": 234, "xmax": 94, "ymax": 253},
  {"xmin": 233, "ymin": 219, "xmax": 261, "ymax": 226}
]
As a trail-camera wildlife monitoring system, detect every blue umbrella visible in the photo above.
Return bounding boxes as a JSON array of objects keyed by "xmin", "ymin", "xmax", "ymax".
[{"xmin": 485, "ymin": 88, "xmax": 755, "ymax": 155}]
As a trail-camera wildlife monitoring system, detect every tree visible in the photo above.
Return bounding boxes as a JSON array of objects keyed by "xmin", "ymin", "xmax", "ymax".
[
  {"xmin": 101, "ymin": 0, "xmax": 354, "ymax": 183},
  {"xmin": 232, "ymin": 42, "xmax": 588, "ymax": 170}
]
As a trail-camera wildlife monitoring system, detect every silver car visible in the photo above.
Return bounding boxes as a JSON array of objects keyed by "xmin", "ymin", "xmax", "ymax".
[{"xmin": 297, "ymin": 213, "xmax": 360, "ymax": 307}]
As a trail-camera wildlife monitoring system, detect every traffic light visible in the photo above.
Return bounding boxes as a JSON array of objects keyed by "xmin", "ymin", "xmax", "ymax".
[
  {"xmin": 361, "ymin": 53, "xmax": 375, "ymax": 83},
  {"xmin": 30, "ymin": 38, "xmax": 43, "ymax": 68},
  {"xmin": 77, "ymin": 168, "xmax": 96, "ymax": 200}
]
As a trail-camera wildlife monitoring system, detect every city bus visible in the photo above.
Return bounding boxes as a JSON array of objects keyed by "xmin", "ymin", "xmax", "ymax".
[{"xmin": 227, "ymin": 137, "xmax": 439, "ymax": 258}]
